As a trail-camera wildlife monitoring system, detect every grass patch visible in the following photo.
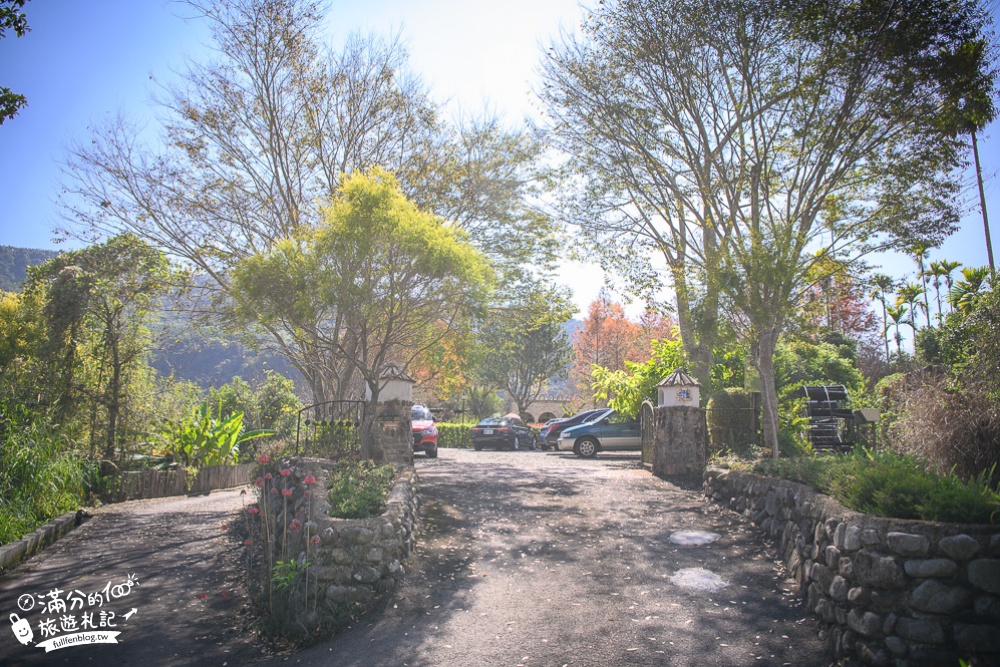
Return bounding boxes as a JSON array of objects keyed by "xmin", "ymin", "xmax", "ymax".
[
  {"xmin": 746, "ymin": 449, "xmax": 999, "ymax": 524},
  {"xmin": 327, "ymin": 459, "xmax": 397, "ymax": 519}
]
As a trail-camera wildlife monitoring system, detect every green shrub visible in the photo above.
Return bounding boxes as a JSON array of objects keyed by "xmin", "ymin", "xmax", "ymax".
[
  {"xmin": 0, "ymin": 409, "xmax": 93, "ymax": 544},
  {"xmin": 706, "ymin": 388, "xmax": 757, "ymax": 457},
  {"xmin": 827, "ymin": 450, "xmax": 936, "ymax": 521},
  {"xmin": 436, "ymin": 422, "xmax": 472, "ymax": 448},
  {"xmin": 327, "ymin": 459, "xmax": 397, "ymax": 519},
  {"xmin": 749, "ymin": 449, "xmax": 999, "ymax": 524}
]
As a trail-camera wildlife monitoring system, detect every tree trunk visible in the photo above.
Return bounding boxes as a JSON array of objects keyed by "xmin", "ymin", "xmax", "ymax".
[
  {"xmin": 671, "ymin": 265, "xmax": 716, "ymax": 400},
  {"xmin": 755, "ymin": 327, "xmax": 781, "ymax": 459},
  {"xmin": 105, "ymin": 322, "xmax": 121, "ymax": 464},
  {"xmin": 359, "ymin": 381, "xmax": 383, "ymax": 461},
  {"xmin": 972, "ymin": 130, "xmax": 995, "ymax": 274}
]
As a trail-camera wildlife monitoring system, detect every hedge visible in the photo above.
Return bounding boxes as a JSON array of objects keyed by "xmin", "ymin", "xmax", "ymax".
[{"xmin": 436, "ymin": 422, "xmax": 473, "ymax": 448}]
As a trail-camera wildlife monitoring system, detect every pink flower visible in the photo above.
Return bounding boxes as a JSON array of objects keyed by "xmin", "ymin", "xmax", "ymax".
[
  {"xmin": 303, "ymin": 474, "xmax": 317, "ymax": 485},
  {"xmin": 264, "ymin": 473, "xmax": 273, "ymax": 480},
  {"xmin": 270, "ymin": 488, "xmax": 278, "ymax": 495},
  {"xmin": 255, "ymin": 477, "xmax": 264, "ymax": 488},
  {"xmin": 310, "ymin": 535, "xmax": 321, "ymax": 545},
  {"xmin": 280, "ymin": 468, "xmax": 291, "ymax": 477},
  {"xmin": 289, "ymin": 519, "xmax": 302, "ymax": 532},
  {"xmin": 243, "ymin": 539, "xmax": 252, "ymax": 546},
  {"xmin": 282, "ymin": 489, "xmax": 293, "ymax": 497},
  {"xmin": 258, "ymin": 454, "xmax": 270, "ymax": 463},
  {"xmin": 197, "ymin": 592, "xmax": 208, "ymax": 601},
  {"xmin": 247, "ymin": 507, "xmax": 260, "ymax": 515}
]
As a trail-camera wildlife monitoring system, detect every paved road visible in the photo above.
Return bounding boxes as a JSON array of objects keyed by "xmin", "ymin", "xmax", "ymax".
[
  {"xmin": 0, "ymin": 450, "xmax": 833, "ymax": 667},
  {"xmin": 0, "ymin": 489, "xmax": 263, "ymax": 666},
  {"xmin": 255, "ymin": 448, "xmax": 833, "ymax": 667}
]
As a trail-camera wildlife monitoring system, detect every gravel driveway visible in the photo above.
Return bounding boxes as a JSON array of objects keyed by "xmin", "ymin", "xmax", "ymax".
[{"xmin": 255, "ymin": 448, "xmax": 833, "ymax": 667}]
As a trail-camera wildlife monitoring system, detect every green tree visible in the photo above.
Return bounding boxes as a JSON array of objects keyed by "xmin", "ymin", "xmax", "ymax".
[
  {"xmin": 61, "ymin": 0, "xmax": 554, "ymax": 404},
  {"xmin": 25, "ymin": 235, "xmax": 171, "ymax": 462},
  {"xmin": 896, "ymin": 282, "xmax": 927, "ymax": 341},
  {"xmin": 476, "ymin": 281, "xmax": 574, "ymax": 416},
  {"xmin": 869, "ymin": 273, "xmax": 897, "ymax": 363},
  {"xmin": 910, "ymin": 243, "xmax": 934, "ymax": 329},
  {"xmin": 541, "ymin": 0, "xmax": 987, "ymax": 457},
  {"xmin": 886, "ymin": 304, "xmax": 909, "ymax": 357},
  {"xmin": 232, "ymin": 168, "xmax": 491, "ymax": 458},
  {"xmin": 938, "ymin": 39, "xmax": 998, "ymax": 273},
  {"xmin": 773, "ymin": 338, "xmax": 864, "ymax": 403},
  {"xmin": 928, "ymin": 260, "xmax": 960, "ymax": 323},
  {"xmin": 591, "ymin": 338, "xmax": 687, "ymax": 419},
  {"xmin": 949, "ymin": 266, "xmax": 992, "ymax": 314},
  {"xmin": 0, "ymin": 0, "xmax": 29, "ymax": 124}
]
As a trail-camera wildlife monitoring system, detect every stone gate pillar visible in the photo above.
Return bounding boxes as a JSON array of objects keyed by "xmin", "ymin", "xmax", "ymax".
[
  {"xmin": 366, "ymin": 364, "xmax": 415, "ymax": 466},
  {"xmin": 652, "ymin": 369, "xmax": 707, "ymax": 477},
  {"xmin": 652, "ymin": 405, "xmax": 707, "ymax": 477}
]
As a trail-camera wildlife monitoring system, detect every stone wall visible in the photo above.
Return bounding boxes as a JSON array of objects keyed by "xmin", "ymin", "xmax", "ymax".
[
  {"xmin": 651, "ymin": 405, "xmax": 707, "ymax": 477},
  {"xmin": 0, "ymin": 510, "xmax": 89, "ymax": 573},
  {"xmin": 257, "ymin": 457, "xmax": 418, "ymax": 633},
  {"xmin": 703, "ymin": 467, "xmax": 1000, "ymax": 666}
]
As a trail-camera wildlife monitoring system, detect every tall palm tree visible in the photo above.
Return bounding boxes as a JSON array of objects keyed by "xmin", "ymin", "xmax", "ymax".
[
  {"xmin": 939, "ymin": 260, "xmax": 962, "ymax": 315},
  {"xmin": 929, "ymin": 260, "xmax": 962, "ymax": 323},
  {"xmin": 886, "ymin": 304, "xmax": 909, "ymax": 358},
  {"xmin": 896, "ymin": 282, "xmax": 926, "ymax": 340},
  {"xmin": 938, "ymin": 41, "xmax": 997, "ymax": 274},
  {"xmin": 869, "ymin": 273, "xmax": 895, "ymax": 363},
  {"xmin": 928, "ymin": 261, "xmax": 946, "ymax": 324},
  {"xmin": 910, "ymin": 243, "xmax": 933, "ymax": 329},
  {"xmin": 949, "ymin": 266, "xmax": 991, "ymax": 314}
]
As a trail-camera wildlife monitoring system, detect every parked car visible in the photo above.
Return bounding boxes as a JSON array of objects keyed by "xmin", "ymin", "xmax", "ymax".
[
  {"xmin": 537, "ymin": 418, "xmax": 566, "ymax": 450},
  {"xmin": 411, "ymin": 404, "xmax": 438, "ymax": 458},
  {"xmin": 558, "ymin": 409, "xmax": 641, "ymax": 457},
  {"xmin": 471, "ymin": 416, "xmax": 536, "ymax": 451},
  {"xmin": 544, "ymin": 408, "xmax": 608, "ymax": 449}
]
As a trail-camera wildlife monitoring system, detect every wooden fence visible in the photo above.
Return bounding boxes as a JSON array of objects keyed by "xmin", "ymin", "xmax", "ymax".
[{"xmin": 115, "ymin": 464, "xmax": 254, "ymax": 502}]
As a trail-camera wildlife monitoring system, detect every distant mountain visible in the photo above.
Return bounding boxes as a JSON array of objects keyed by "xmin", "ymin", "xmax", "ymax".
[
  {"xmin": 563, "ymin": 318, "xmax": 582, "ymax": 340},
  {"xmin": 0, "ymin": 245, "xmax": 58, "ymax": 291}
]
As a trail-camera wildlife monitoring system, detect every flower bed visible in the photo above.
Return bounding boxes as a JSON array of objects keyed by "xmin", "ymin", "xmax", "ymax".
[{"xmin": 245, "ymin": 456, "xmax": 418, "ymax": 640}]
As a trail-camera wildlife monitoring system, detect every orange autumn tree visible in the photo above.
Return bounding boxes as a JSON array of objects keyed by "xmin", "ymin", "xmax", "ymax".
[
  {"xmin": 408, "ymin": 321, "xmax": 478, "ymax": 405},
  {"xmin": 570, "ymin": 294, "xmax": 676, "ymax": 400}
]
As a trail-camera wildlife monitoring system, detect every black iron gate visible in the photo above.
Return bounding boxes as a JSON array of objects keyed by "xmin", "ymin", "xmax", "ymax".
[{"xmin": 295, "ymin": 400, "xmax": 366, "ymax": 457}]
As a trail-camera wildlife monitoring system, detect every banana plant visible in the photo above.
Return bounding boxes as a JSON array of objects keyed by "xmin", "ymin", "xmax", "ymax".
[{"xmin": 165, "ymin": 403, "xmax": 273, "ymax": 467}]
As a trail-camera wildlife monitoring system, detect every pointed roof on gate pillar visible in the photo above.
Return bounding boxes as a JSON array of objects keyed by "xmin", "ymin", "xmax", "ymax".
[{"xmin": 656, "ymin": 368, "xmax": 700, "ymax": 387}]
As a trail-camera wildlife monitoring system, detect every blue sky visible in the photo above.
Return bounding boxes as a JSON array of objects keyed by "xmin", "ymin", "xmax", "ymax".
[{"xmin": 0, "ymin": 0, "xmax": 997, "ymax": 320}]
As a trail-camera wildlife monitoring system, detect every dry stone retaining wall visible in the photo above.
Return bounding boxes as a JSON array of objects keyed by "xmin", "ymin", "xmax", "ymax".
[
  {"xmin": 704, "ymin": 466, "xmax": 1000, "ymax": 666},
  {"xmin": 258, "ymin": 457, "xmax": 418, "ymax": 632}
]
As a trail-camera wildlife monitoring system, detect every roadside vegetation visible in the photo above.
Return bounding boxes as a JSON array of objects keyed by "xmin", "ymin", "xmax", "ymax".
[
  {"xmin": 722, "ymin": 450, "xmax": 1000, "ymax": 525},
  {"xmin": 2, "ymin": 0, "xmax": 999, "ymax": 548},
  {"xmin": 327, "ymin": 459, "xmax": 398, "ymax": 519}
]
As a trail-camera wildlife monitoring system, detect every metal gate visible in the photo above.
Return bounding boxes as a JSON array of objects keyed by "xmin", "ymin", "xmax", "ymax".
[
  {"xmin": 640, "ymin": 400, "xmax": 655, "ymax": 466},
  {"xmin": 295, "ymin": 400, "xmax": 366, "ymax": 457}
]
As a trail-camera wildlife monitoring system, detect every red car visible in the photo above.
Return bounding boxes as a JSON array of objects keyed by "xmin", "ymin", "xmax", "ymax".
[{"xmin": 411, "ymin": 404, "xmax": 439, "ymax": 458}]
